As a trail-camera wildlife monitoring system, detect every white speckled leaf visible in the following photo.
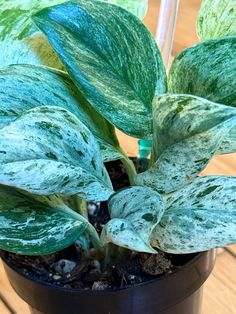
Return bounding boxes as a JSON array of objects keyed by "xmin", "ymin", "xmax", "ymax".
[
  {"xmin": 135, "ymin": 95, "xmax": 236, "ymax": 193},
  {"xmin": 168, "ymin": 36, "xmax": 236, "ymax": 107},
  {"xmin": 0, "ymin": 64, "xmax": 123, "ymax": 162},
  {"xmin": 0, "ymin": 106, "xmax": 113, "ymax": 201},
  {"xmin": 151, "ymin": 176, "xmax": 236, "ymax": 253},
  {"xmin": 219, "ymin": 126, "xmax": 236, "ymax": 154},
  {"xmin": 101, "ymin": 219, "xmax": 156, "ymax": 253},
  {"xmin": 33, "ymin": 0, "xmax": 166, "ymax": 138},
  {"xmin": 197, "ymin": 0, "xmax": 236, "ymax": 41},
  {"xmin": 168, "ymin": 37, "xmax": 236, "ymax": 154},
  {"xmin": 100, "ymin": 186, "xmax": 165, "ymax": 253},
  {"xmin": 0, "ymin": 185, "xmax": 87, "ymax": 255}
]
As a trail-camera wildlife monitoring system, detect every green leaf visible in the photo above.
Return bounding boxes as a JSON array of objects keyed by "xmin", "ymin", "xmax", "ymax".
[
  {"xmin": 151, "ymin": 176, "xmax": 236, "ymax": 253},
  {"xmin": 168, "ymin": 36, "xmax": 236, "ymax": 107},
  {"xmin": 0, "ymin": 0, "xmax": 65, "ymax": 40},
  {"xmin": 110, "ymin": 0, "xmax": 148, "ymax": 19},
  {"xmin": 0, "ymin": 0, "xmax": 147, "ymax": 42},
  {"xmin": 0, "ymin": 106, "xmax": 113, "ymax": 201},
  {"xmin": 0, "ymin": 185, "xmax": 87, "ymax": 255},
  {"xmin": 0, "ymin": 0, "xmax": 147, "ymax": 67},
  {"xmin": 0, "ymin": 34, "xmax": 64, "ymax": 70},
  {"xmin": 0, "ymin": 64, "xmax": 123, "ymax": 162},
  {"xmin": 100, "ymin": 186, "xmax": 165, "ymax": 253},
  {"xmin": 0, "ymin": 0, "xmax": 66, "ymax": 68},
  {"xmin": 33, "ymin": 0, "xmax": 166, "ymax": 138},
  {"xmin": 197, "ymin": 0, "xmax": 236, "ymax": 41},
  {"xmin": 135, "ymin": 94, "xmax": 236, "ymax": 193},
  {"xmin": 0, "ymin": 0, "xmax": 148, "ymax": 68}
]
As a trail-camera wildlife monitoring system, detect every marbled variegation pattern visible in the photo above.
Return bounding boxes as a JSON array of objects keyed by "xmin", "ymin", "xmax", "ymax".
[
  {"xmin": 151, "ymin": 176, "xmax": 236, "ymax": 253},
  {"xmin": 135, "ymin": 95, "xmax": 236, "ymax": 193},
  {"xmin": 197, "ymin": 0, "xmax": 236, "ymax": 40},
  {"xmin": 0, "ymin": 64, "xmax": 123, "ymax": 162},
  {"xmin": 101, "ymin": 218, "xmax": 156, "ymax": 253},
  {"xmin": 0, "ymin": 106, "xmax": 113, "ymax": 201},
  {"xmin": 0, "ymin": 186, "xmax": 87, "ymax": 254},
  {"xmin": 33, "ymin": 0, "xmax": 166, "ymax": 138},
  {"xmin": 0, "ymin": 0, "xmax": 66, "ymax": 68},
  {"xmin": 168, "ymin": 37, "xmax": 236, "ymax": 154},
  {"xmin": 219, "ymin": 126, "xmax": 236, "ymax": 154},
  {"xmin": 100, "ymin": 186, "xmax": 165, "ymax": 252},
  {"xmin": 0, "ymin": 0, "xmax": 147, "ymax": 68},
  {"xmin": 0, "ymin": 0, "xmax": 146, "ymax": 41},
  {"xmin": 0, "ymin": 0, "xmax": 65, "ymax": 40},
  {"xmin": 168, "ymin": 36, "xmax": 236, "ymax": 107},
  {"xmin": 111, "ymin": 0, "xmax": 148, "ymax": 19}
]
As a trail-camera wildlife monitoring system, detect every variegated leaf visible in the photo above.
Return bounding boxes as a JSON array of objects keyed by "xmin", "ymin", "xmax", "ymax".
[
  {"xmin": 0, "ymin": 0, "xmax": 66, "ymax": 68},
  {"xmin": 0, "ymin": 64, "xmax": 123, "ymax": 162},
  {"xmin": 0, "ymin": 185, "xmax": 87, "ymax": 255},
  {"xmin": 151, "ymin": 176, "xmax": 236, "ymax": 253},
  {"xmin": 0, "ymin": 106, "xmax": 113, "ymax": 201},
  {"xmin": 135, "ymin": 95, "xmax": 236, "ymax": 193},
  {"xmin": 0, "ymin": 0, "xmax": 147, "ymax": 42},
  {"xmin": 0, "ymin": 0, "xmax": 66, "ymax": 41},
  {"xmin": 0, "ymin": 0, "xmax": 147, "ymax": 68},
  {"xmin": 112, "ymin": 0, "xmax": 148, "ymax": 19},
  {"xmin": 219, "ymin": 126, "xmax": 236, "ymax": 154},
  {"xmin": 33, "ymin": 0, "xmax": 166, "ymax": 138},
  {"xmin": 168, "ymin": 36, "xmax": 236, "ymax": 107},
  {"xmin": 168, "ymin": 37, "xmax": 236, "ymax": 154},
  {"xmin": 100, "ymin": 186, "xmax": 165, "ymax": 253},
  {"xmin": 0, "ymin": 34, "xmax": 64, "ymax": 70},
  {"xmin": 197, "ymin": 0, "xmax": 236, "ymax": 41},
  {"xmin": 101, "ymin": 218, "xmax": 156, "ymax": 253}
]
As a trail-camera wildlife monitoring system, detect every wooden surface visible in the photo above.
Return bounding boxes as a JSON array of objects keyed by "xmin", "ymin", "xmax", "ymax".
[
  {"xmin": 0, "ymin": 260, "xmax": 30, "ymax": 314},
  {"xmin": 0, "ymin": 249, "xmax": 236, "ymax": 314},
  {"xmin": 203, "ymin": 249, "xmax": 236, "ymax": 314},
  {"xmin": 0, "ymin": 0, "xmax": 235, "ymax": 313}
]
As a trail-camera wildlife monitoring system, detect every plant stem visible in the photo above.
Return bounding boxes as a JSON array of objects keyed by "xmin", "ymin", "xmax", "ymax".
[
  {"xmin": 120, "ymin": 152, "xmax": 137, "ymax": 185},
  {"xmin": 73, "ymin": 195, "xmax": 88, "ymax": 219},
  {"xmin": 48, "ymin": 196, "xmax": 101, "ymax": 250},
  {"xmin": 62, "ymin": 204, "xmax": 101, "ymax": 249},
  {"xmin": 103, "ymin": 244, "xmax": 129, "ymax": 269}
]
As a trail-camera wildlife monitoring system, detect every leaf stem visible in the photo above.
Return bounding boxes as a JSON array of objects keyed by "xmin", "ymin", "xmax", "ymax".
[
  {"xmin": 48, "ymin": 196, "xmax": 101, "ymax": 250},
  {"xmin": 120, "ymin": 152, "xmax": 137, "ymax": 185},
  {"xmin": 103, "ymin": 244, "xmax": 129, "ymax": 269},
  {"xmin": 73, "ymin": 195, "xmax": 88, "ymax": 219}
]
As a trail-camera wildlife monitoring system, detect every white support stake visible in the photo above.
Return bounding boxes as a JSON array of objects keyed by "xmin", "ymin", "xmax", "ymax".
[
  {"xmin": 138, "ymin": 0, "xmax": 180, "ymax": 158},
  {"xmin": 156, "ymin": 0, "xmax": 180, "ymax": 69}
]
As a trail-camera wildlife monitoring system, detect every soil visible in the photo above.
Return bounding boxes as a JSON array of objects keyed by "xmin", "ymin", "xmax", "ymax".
[{"xmin": 3, "ymin": 159, "xmax": 197, "ymax": 291}]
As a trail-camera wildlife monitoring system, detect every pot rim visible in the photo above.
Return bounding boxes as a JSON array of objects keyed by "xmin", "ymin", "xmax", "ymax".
[{"xmin": 1, "ymin": 249, "xmax": 213, "ymax": 294}]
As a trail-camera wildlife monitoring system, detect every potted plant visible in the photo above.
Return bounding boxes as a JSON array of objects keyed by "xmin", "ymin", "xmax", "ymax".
[{"xmin": 0, "ymin": 0, "xmax": 236, "ymax": 313}]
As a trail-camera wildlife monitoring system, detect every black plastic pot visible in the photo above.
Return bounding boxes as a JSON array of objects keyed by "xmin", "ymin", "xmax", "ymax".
[{"xmin": 1, "ymin": 249, "xmax": 216, "ymax": 314}]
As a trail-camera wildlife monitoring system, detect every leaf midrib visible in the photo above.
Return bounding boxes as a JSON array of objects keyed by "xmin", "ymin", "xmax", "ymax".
[{"xmin": 39, "ymin": 7, "xmax": 148, "ymax": 109}]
